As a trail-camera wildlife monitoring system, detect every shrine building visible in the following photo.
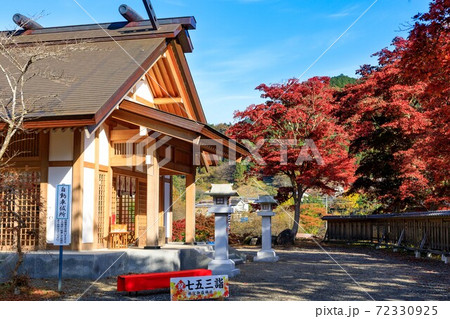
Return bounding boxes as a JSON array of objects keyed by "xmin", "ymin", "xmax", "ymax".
[{"xmin": 0, "ymin": 3, "xmax": 248, "ymax": 252}]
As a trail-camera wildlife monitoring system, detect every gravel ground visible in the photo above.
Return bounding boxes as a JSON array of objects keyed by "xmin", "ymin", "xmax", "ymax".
[{"xmin": 30, "ymin": 242, "xmax": 450, "ymax": 301}]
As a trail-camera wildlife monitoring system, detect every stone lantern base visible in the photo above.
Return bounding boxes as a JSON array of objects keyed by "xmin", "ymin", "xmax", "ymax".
[
  {"xmin": 254, "ymin": 249, "xmax": 279, "ymax": 262},
  {"xmin": 208, "ymin": 259, "xmax": 240, "ymax": 277}
]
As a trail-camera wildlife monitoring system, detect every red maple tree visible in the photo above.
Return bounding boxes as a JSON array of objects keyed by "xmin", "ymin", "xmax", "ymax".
[
  {"xmin": 228, "ymin": 77, "xmax": 355, "ymax": 240},
  {"xmin": 336, "ymin": 0, "xmax": 449, "ymax": 211}
]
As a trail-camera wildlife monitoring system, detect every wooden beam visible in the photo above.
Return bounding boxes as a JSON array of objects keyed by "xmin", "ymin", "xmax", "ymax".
[
  {"xmin": 119, "ymin": 100, "xmax": 203, "ymax": 133},
  {"xmin": 110, "ymin": 154, "xmax": 147, "ymax": 168},
  {"xmin": 168, "ymin": 42, "xmax": 207, "ymax": 123},
  {"xmin": 93, "ymin": 130, "xmax": 100, "ymax": 248},
  {"xmin": 164, "ymin": 48, "xmax": 196, "ymax": 120},
  {"xmin": 49, "ymin": 161, "xmax": 74, "ymax": 167},
  {"xmin": 160, "ymin": 161, "xmax": 193, "ymax": 175},
  {"xmin": 142, "ymin": 0, "xmax": 159, "ymax": 30},
  {"xmin": 107, "ymin": 125, "xmax": 114, "ymax": 248},
  {"xmin": 157, "ymin": 59, "xmax": 177, "ymax": 97},
  {"xmin": 201, "ymin": 151, "xmax": 210, "ymax": 173},
  {"xmin": 38, "ymin": 132, "xmax": 49, "ymax": 250},
  {"xmin": 134, "ymin": 95, "xmax": 155, "ymax": 107},
  {"xmin": 185, "ymin": 173, "xmax": 196, "ymax": 244},
  {"xmin": 153, "ymin": 97, "xmax": 183, "ymax": 104},
  {"xmin": 112, "ymin": 109, "xmax": 199, "ymax": 143},
  {"xmin": 110, "ymin": 129, "xmax": 141, "ymax": 142},
  {"xmin": 71, "ymin": 129, "xmax": 84, "ymax": 251},
  {"xmin": 146, "ymin": 71, "xmax": 163, "ymax": 97},
  {"xmin": 112, "ymin": 167, "xmax": 147, "ymax": 181},
  {"xmin": 159, "ymin": 176, "xmax": 164, "ymax": 229},
  {"xmin": 0, "ymin": 119, "xmax": 95, "ymax": 130},
  {"xmin": 84, "ymin": 162, "xmax": 95, "ymax": 169}
]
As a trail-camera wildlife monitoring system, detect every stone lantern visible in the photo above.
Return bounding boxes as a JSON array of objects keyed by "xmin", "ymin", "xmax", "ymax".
[
  {"xmin": 205, "ymin": 184, "xmax": 240, "ymax": 277},
  {"xmin": 254, "ymin": 195, "xmax": 279, "ymax": 262}
]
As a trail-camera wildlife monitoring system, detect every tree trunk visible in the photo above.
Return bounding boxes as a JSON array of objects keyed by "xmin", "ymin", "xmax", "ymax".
[
  {"xmin": 12, "ymin": 222, "xmax": 24, "ymax": 289},
  {"xmin": 0, "ymin": 126, "xmax": 16, "ymax": 163},
  {"xmin": 11, "ymin": 208, "xmax": 25, "ymax": 289},
  {"xmin": 290, "ymin": 184, "xmax": 303, "ymax": 243}
]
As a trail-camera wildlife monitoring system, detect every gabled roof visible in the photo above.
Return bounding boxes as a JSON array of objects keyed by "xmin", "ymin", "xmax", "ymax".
[
  {"xmin": 0, "ymin": 11, "xmax": 249, "ymax": 159},
  {"xmin": 1, "ymin": 37, "xmax": 166, "ymax": 118},
  {"xmin": 0, "ymin": 17, "xmax": 204, "ymax": 125}
]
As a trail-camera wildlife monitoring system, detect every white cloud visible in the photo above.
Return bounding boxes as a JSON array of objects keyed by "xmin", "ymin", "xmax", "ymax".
[{"xmin": 327, "ymin": 5, "xmax": 360, "ymax": 19}]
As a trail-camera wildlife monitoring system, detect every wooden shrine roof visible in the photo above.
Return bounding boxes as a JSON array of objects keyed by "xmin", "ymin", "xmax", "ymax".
[{"xmin": 0, "ymin": 17, "xmax": 200, "ymax": 122}]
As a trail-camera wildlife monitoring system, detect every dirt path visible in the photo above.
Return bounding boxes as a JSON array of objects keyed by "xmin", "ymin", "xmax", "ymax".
[{"xmin": 26, "ymin": 243, "xmax": 450, "ymax": 301}]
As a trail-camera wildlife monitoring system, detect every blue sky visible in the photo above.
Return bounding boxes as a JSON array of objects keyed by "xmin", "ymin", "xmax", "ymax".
[{"xmin": 1, "ymin": 1, "xmax": 431, "ymax": 124}]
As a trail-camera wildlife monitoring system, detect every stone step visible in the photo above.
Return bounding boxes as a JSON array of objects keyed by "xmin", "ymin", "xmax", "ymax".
[
  {"xmin": 0, "ymin": 254, "xmax": 11, "ymax": 264},
  {"xmin": 231, "ymin": 257, "xmax": 244, "ymax": 265}
]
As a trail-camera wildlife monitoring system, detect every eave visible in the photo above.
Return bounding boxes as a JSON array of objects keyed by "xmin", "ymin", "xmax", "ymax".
[{"xmin": 116, "ymin": 100, "xmax": 249, "ymax": 158}]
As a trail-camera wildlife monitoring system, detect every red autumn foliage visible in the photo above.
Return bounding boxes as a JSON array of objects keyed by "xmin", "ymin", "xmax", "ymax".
[
  {"xmin": 172, "ymin": 214, "xmax": 215, "ymax": 242},
  {"xmin": 336, "ymin": 0, "xmax": 449, "ymax": 211},
  {"xmin": 228, "ymin": 77, "xmax": 355, "ymax": 237},
  {"xmin": 172, "ymin": 218, "xmax": 186, "ymax": 242}
]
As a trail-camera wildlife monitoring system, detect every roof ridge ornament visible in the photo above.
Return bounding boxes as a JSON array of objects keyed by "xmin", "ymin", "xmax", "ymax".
[
  {"xmin": 13, "ymin": 13, "xmax": 43, "ymax": 30},
  {"xmin": 119, "ymin": 4, "xmax": 145, "ymax": 23},
  {"xmin": 142, "ymin": 0, "xmax": 159, "ymax": 30}
]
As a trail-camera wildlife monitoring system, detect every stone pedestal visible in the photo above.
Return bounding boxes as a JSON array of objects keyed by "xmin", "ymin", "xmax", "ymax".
[
  {"xmin": 207, "ymin": 207, "xmax": 240, "ymax": 277},
  {"xmin": 205, "ymin": 184, "xmax": 240, "ymax": 278},
  {"xmin": 253, "ymin": 195, "xmax": 279, "ymax": 263},
  {"xmin": 254, "ymin": 211, "xmax": 279, "ymax": 262}
]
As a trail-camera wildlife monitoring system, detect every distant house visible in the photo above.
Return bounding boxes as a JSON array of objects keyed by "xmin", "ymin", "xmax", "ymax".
[
  {"xmin": 230, "ymin": 198, "xmax": 249, "ymax": 213},
  {"xmin": 0, "ymin": 3, "xmax": 248, "ymax": 251}
]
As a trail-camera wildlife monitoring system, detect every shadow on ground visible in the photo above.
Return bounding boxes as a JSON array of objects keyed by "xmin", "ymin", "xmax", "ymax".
[
  {"xmin": 229, "ymin": 242, "xmax": 450, "ymax": 301},
  {"xmin": 21, "ymin": 241, "xmax": 450, "ymax": 301}
]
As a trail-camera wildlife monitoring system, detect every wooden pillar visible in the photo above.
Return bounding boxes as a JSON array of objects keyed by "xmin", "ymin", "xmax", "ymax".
[
  {"xmin": 107, "ymin": 126, "xmax": 114, "ymax": 247},
  {"xmin": 169, "ymin": 176, "xmax": 173, "ymax": 242},
  {"xmin": 145, "ymin": 150, "xmax": 160, "ymax": 248},
  {"xmin": 38, "ymin": 132, "xmax": 49, "ymax": 250},
  {"xmin": 93, "ymin": 130, "xmax": 100, "ymax": 248},
  {"xmin": 71, "ymin": 129, "xmax": 84, "ymax": 251},
  {"xmin": 185, "ymin": 173, "xmax": 196, "ymax": 244},
  {"xmin": 159, "ymin": 176, "xmax": 164, "ymax": 228}
]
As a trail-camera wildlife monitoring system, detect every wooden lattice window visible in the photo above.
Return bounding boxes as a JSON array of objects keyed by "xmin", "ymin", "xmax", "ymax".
[
  {"xmin": 97, "ymin": 172, "xmax": 107, "ymax": 244},
  {"xmin": 113, "ymin": 175, "xmax": 136, "ymax": 243},
  {"xmin": 0, "ymin": 132, "xmax": 39, "ymax": 159},
  {"xmin": 113, "ymin": 143, "xmax": 130, "ymax": 156},
  {"xmin": 0, "ymin": 171, "xmax": 40, "ymax": 251}
]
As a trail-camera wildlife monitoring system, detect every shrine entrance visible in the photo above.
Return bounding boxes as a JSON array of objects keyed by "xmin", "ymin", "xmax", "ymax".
[{"xmin": 112, "ymin": 174, "xmax": 138, "ymax": 245}]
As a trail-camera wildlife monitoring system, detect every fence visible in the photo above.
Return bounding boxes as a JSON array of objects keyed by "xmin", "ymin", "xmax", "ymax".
[
  {"xmin": 323, "ymin": 211, "xmax": 450, "ymax": 254},
  {"xmin": 0, "ymin": 170, "xmax": 41, "ymax": 251}
]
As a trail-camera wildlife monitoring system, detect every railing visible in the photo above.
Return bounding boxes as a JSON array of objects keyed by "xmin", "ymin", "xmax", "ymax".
[{"xmin": 323, "ymin": 211, "xmax": 450, "ymax": 254}]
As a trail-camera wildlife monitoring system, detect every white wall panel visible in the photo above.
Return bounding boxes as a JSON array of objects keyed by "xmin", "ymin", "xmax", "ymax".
[
  {"xmin": 84, "ymin": 132, "xmax": 95, "ymax": 164},
  {"xmin": 135, "ymin": 79, "xmax": 154, "ymax": 102},
  {"xmin": 99, "ymin": 127, "xmax": 109, "ymax": 166},
  {"xmin": 82, "ymin": 167, "xmax": 95, "ymax": 243},
  {"xmin": 49, "ymin": 130, "xmax": 73, "ymax": 161}
]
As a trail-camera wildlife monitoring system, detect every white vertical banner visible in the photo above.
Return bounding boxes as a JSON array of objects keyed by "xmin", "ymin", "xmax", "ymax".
[{"xmin": 54, "ymin": 184, "xmax": 72, "ymax": 246}]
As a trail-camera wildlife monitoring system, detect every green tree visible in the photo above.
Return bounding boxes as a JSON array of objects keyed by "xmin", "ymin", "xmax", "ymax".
[{"xmin": 329, "ymin": 74, "xmax": 356, "ymax": 89}]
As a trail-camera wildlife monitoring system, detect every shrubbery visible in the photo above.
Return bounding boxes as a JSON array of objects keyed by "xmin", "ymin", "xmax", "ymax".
[
  {"xmin": 172, "ymin": 202, "xmax": 326, "ymax": 244},
  {"xmin": 172, "ymin": 214, "xmax": 215, "ymax": 242}
]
